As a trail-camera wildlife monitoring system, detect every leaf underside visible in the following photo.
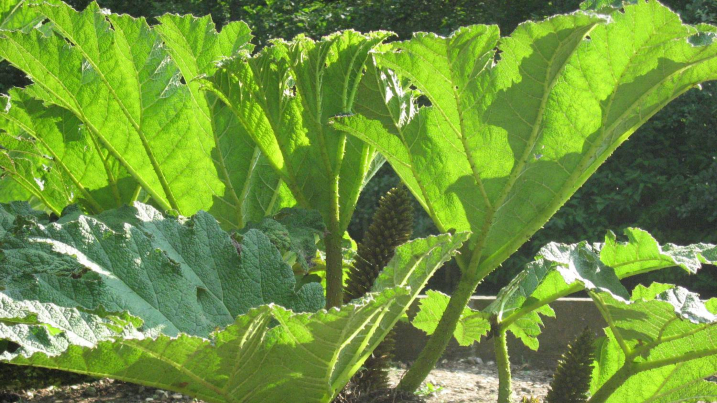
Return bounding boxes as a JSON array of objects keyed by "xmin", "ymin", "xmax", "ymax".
[
  {"xmin": 206, "ymin": 30, "xmax": 393, "ymax": 233},
  {"xmin": 334, "ymin": 0, "xmax": 717, "ymax": 278},
  {"xmin": 0, "ymin": 202, "xmax": 468, "ymax": 403},
  {"xmin": 589, "ymin": 286, "xmax": 717, "ymax": 402},
  {"xmin": 412, "ymin": 228, "xmax": 717, "ymax": 351},
  {"xmin": 0, "ymin": 2, "xmax": 293, "ymax": 228}
]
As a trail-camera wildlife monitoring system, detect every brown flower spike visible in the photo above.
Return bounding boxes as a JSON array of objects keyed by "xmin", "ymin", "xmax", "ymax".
[
  {"xmin": 344, "ymin": 186, "xmax": 413, "ymax": 392},
  {"xmin": 545, "ymin": 327, "xmax": 595, "ymax": 403}
]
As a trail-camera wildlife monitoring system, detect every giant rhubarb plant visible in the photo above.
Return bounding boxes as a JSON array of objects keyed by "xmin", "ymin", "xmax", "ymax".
[
  {"xmin": 0, "ymin": 3, "xmax": 471, "ymax": 400},
  {"xmin": 0, "ymin": 201, "xmax": 468, "ymax": 402},
  {"xmin": 333, "ymin": 0, "xmax": 717, "ymax": 389},
  {"xmin": 203, "ymin": 31, "xmax": 393, "ymax": 307}
]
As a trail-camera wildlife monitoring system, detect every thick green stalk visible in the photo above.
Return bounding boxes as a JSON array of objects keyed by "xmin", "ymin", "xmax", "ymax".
[
  {"xmin": 494, "ymin": 329, "xmax": 513, "ymax": 403},
  {"xmin": 325, "ymin": 219, "xmax": 344, "ymax": 309},
  {"xmin": 397, "ymin": 269, "xmax": 481, "ymax": 391}
]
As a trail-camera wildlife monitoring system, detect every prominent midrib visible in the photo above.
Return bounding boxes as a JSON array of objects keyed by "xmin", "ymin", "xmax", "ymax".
[
  {"xmin": 245, "ymin": 59, "xmax": 309, "ymax": 208},
  {"xmin": 49, "ymin": 17, "xmax": 181, "ymax": 211},
  {"xmin": 476, "ymin": 48, "xmax": 717, "ymax": 279},
  {"xmin": 1, "ymin": 34, "xmax": 165, "ymax": 210},
  {"xmin": 342, "ymin": 38, "xmax": 369, "ymax": 112},
  {"xmin": 643, "ymin": 374, "xmax": 709, "ymax": 403},
  {"xmin": 235, "ymin": 147, "xmax": 263, "ymax": 227},
  {"xmin": 204, "ymin": 68, "xmax": 308, "ymax": 208},
  {"xmin": 490, "ymin": 24, "xmax": 599, "ymax": 222},
  {"xmin": 592, "ymin": 292, "xmax": 633, "ymax": 356},
  {"xmin": 379, "ymin": 44, "xmax": 494, "ymax": 216},
  {"xmin": 225, "ymin": 309, "xmax": 274, "ymax": 399},
  {"xmin": 211, "ymin": 108, "xmax": 245, "ymax": 229},
  {"xmin": 468, "ymin": 24, "xmax": 596, "ymax": 272},
  {"xmin": 329, "ymin": 250, "xmax": 439, "ymax": 391},
  {"xmin": 235, "ymin": 310, "xmax": 333, "ymax": 402},
  {"xmin": 0, "ymin": 165, "xmax": 61, "ymax": 214},
  {"xmin": 303, "ymin": 42, "xmax": 335, "ymax": 179},
  {"xmin": 15, "ymin": 353, "xmax": 225, "ymax": 403},
  {"xmin": 333, "ymin": 40, "xmax": 382, "ymax": 230},
  {"xmin": 327, "ymin": 302, "xmax": 388, "ymax": 393},
  {"xmin": 644, "ymin": 362, "xmax": 684, "ymax": 402},
  {"xmin": 86, "ymin": 126, "xmax": 123, "ymax": 207},
  {"xmin": 386, "ymin": 90, "xmax": 448, "ymax": 233}
]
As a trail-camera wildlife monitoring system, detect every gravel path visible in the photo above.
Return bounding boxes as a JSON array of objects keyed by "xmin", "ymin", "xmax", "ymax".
[
  {"xmin": 0, "ymin": 361, "xmax": 553, "ymax": 403},
  {"xmin": 389, "ymin": 360, "xmax": 553, "ymax": 403}
]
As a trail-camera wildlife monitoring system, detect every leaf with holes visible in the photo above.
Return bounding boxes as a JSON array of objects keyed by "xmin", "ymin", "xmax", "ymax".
[{"xmin": 335, "ymin": 0, "xmax": 717, "ymax": 281}]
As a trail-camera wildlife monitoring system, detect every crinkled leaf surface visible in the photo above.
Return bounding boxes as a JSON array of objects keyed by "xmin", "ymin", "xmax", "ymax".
[
  {"xmin": 0, "ymin": 0, "xmax": 47, "ymax": 33},
  {"xmin": 0, "ymin": 200, "xmax": 47, "ymax": 236},
  {"xmin": 589, "ymin": 286, "xmax": 717, "ymax": 402},
  {"xmin": 0, "ymin": 2, "xmax": 290, "ymax": 226},
  {"xmin": 0, "ymin": 202, "xmax": 468, "ymax": 402},
  {"xmin": 240, "ymin": 208, "xmax": 325, "ymax": 272},
  {"xmin": 334, "ymin": 0, "xmax": 717, "ymax": 277},
  {"xmin": 0, "ymin": 202, "xmax": 324, "ymax": 337},
  {"xmin": 205, "ymin": 30, "xmax": 391, "ymax": 233}
]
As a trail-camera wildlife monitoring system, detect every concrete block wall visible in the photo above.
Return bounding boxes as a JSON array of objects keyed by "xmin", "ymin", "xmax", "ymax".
[{"xmin": 392, "ymin": 297, "xmax": 606, "ymax": 370}]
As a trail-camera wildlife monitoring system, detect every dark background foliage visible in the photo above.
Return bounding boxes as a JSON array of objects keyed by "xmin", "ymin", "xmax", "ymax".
[{"xmin": 1, "ymin": 0, "xmax": 715, "ymax": 297}]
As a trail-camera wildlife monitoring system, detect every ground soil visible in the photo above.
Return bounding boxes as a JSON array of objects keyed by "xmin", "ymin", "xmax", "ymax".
[
  {"xmin": 390, "ymin": 359, "xmax": 553, "ymax": 402},
  {"xmin": 0, "ymin": 359, "xmax": 552, "ymax": 403}
]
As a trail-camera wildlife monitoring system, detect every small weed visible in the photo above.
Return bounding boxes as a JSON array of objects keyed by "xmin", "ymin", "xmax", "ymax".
[{"xmin": 415, "ymin": 382, "xmax": 443, "ymax": 397}]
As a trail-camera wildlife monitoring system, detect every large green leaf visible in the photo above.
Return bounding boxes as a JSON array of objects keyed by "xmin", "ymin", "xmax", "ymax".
[
  {"xmin": 0, "ymin": 202, "xmax": 324, "ymax": 336},
  {"xmin": 587, "ymin": 286, "xmax": 717, "ymax": 402},
  {"xmin": 0, "ymin": 202, "xmax": 468, "ymax": 403},
  {"xmin": 334, "ymin": 0, "xmax": 717, "ymax": 278},
  {"xmin": 0, "ymin": 2, "xmax": 289, "ymax": 226},
  {"xmin": 0, "ymin": 2, "xmax": 218, "ymax": 213},
  {"xmin": 493, "ymin": 229, "xmax": 717, "ymax": 349},
  {"xmin": 0, "ymin": 88, "xmax": 136, "ymax": 212},
  {"xmin": 204, "ymin": 30, "xmax": 390, "ymax": 234},
  {"xmin": 154, "ymin": 15, "xmax": 294, "ymax": 229}
]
